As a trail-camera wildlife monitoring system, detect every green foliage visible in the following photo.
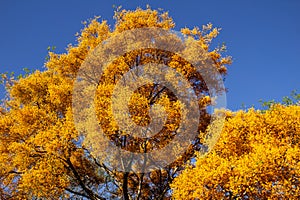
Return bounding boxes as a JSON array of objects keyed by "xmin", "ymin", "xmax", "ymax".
[{"xmin": 259, "ymin": 90, "xmax": 300, "ymax": 109}]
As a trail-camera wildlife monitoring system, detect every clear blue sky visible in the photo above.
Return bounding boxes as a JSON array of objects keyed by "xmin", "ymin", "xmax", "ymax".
[{"xmin": 0, "ymin": 0, "xmax": 299, "ymax": 111}]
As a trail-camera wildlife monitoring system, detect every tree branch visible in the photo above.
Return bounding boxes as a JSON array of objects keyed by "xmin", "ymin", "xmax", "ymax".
[
  {"xmin": 65, "ymin": 188, "xmax": 90, "ymax": 199},
  {"xmin": 65, "ymin": 158, "xmax": 105, "ymax": 200}
]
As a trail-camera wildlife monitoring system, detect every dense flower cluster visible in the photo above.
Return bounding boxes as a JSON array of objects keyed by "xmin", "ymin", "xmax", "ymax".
[{"xmin": 171, "ymin": 104, "xmax": 300, "ymax": 199}]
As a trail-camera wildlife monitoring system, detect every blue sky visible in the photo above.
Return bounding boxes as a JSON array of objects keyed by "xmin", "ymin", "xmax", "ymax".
[{"xmin": 0, "ymin": 0, "xmax": 299, "ymax": 111}]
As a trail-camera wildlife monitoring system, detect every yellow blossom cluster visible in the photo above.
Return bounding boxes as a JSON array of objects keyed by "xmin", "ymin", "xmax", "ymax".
[{"xmin": 171, "ymin": 104, "xmax": 300, "ymax": 199}]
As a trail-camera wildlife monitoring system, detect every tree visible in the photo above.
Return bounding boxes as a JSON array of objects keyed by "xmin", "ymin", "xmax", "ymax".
[
  {"xmin": 0, "ymin": 7, "xmax": 231, "ymax": 199},
  {"xmin": 171, "ymin": 103, "xmax": 300, "ymax": 199}
]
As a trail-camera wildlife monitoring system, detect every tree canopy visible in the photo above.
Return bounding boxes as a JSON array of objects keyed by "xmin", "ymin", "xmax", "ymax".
[
  {"xmin": 171, "ymin": 103, "xmax": 300, "ymax": 199},
  {"xmin": 1, "ymin": 5, "xmax": 299, "ymax": 200},
  {"xmin": 0, "ymin": 7, "xmax": 231, "ymax": 199}
]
